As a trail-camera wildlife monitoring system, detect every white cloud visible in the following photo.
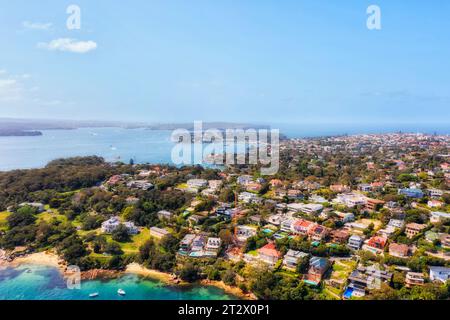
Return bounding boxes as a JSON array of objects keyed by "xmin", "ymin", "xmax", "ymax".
[
  {"xmin": 0, "ymin": 69, "xmax": 6, "ymax": 75},
  {"xmin": 0, "ymin": 79, "xmax": 17, "ymax": 88},
  {"xmin": 0, "ymin": 78, "xmax": 22, "ymax": 102},
  {"xmin": 23, "ymin": 21, "xmax": 53, "ymax": 30},
  {"xmin": 38, "ymin": 38, "xmax": 97, "ymax": 54}
]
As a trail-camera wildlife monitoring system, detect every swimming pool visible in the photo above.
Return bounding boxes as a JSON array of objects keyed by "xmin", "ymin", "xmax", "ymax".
[{"xmin": 343, "ymin": 288, "xmax": 353, "ymax": 299}]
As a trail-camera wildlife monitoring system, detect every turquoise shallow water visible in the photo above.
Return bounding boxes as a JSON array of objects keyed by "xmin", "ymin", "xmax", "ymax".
[{"xmin": 0, "ymin": 264, "xmax": 238, "ymax": 300}]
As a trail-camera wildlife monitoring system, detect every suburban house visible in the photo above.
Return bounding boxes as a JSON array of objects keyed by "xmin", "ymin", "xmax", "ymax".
[
  {"xmin": 428, "ymin": 188, "xmax": 444, "ymax": 198},
  {"xmin": 389, "ymin": 243, "xmax": 410, "ymax": 258},
  {"xmin": 208, "ymin": 180, "xmax": 223, "ymax": 190},
  {"xmin": 347, "ymin": 266, "xmax": 393, "ymax": 297},
  {"xmin": 266, "ymin": 214, "xmax": 286, "ymax": 226},
  {"xmin": 125, "ymin": 196, "xmax": 139, "ymax": 204},
  {"xmin": 398, "ymin": 188, "xmax": 424, "ymax": 198},
  {"xmin": 237, "ymin": 175, "xmax": 253, "ymax": 185},
  {"xmin": 101, "ymin": 216, "xmax": 139, "ymax": 235},
  {"xmin": 19, "ymin": 202, "xmax": 45, "ymax": 213},
  {"xmin": 301, "ymin": 203, "xmax": 324, "ymax": 215},
  {"xmin": 428, "ymin": 200, "xmax": 444, "ymax": 209},
  {"xmin": 405, "ymin": 272, "xmax": 425, "ymax": 287},
  {"xmin": 405, "ymin": 223, "xmax": 427, "ymax": 238},
  {"xmin": 281, "ymin": 218, "xmax": 298, "ymax": 233},
  {"xmin": 157, "ymin": 210, "xmax": 174, "ymax": 221},
  {"xmin": 429, "ymin": 266, "xmax": 450, "ymax": 283},
  {"xmin": 348, "ymin": 235, "xmax": 363, "ymax": 250},
  {"xmin": 365, "ymin": 198, "xmax": 385, "ymax": 212},
  {"xmin": 179, "ymin": 234, "xmax": 196, "ymax": 255},
  {"xmin": 204, "ymin": 237, "xmax": 222, "ymax": 256},
  {"xmin": 187, "ymin": 179, "xmax": 208, "ymax": 189},
  {"xmin": 308, "ymin": 224, "xmax": 330, "ymax": 242},
  {"xmin": 430, "ymin": 211, "xmax": 450, "ymax": 223},
  {"xmin": 270, "ymin": 179, "xmax": 283, "ymax": 188},
  {"xmin": 358, "ymin": 184, "xmax": 372, "ymax": 192},
  {"xmin": 246, "ymin": 182, "xmax": 262, "ymax": 192},
  {"xmin": 126, "ymin": 180, "xmax": 154, "ymax": 190},
  {"xmin": 282, "ymin": 249, "xmax": 309, "ymax": 270},
  {"xmin": 334, "ymin": 211, "xmax": 355, "ymax": 223},
  {"xmin": 330, "ymin": 229, "xmax": 350, "ymax": 244},
  {"xmin": 363, "ymin": 236, "xmax": 388, "ymax": 254},
  {"xmin": 287, "ymin": 203, "xmax": 323, "ymax": 215},
  {"xmin": 292, "ymin": 219, "xmax": 315, "ymax": 236},
  {"xmin": 235, "ymin": 225, "xmax": 258, "ymax": 245},
  {"xmin": 189, "ymin": 235, "xmax": 208, "ymax": 257},
  {"xmin": 305, "ymin": 257, "xmax": 329, "ymax": 285},
  {"xmin": 257, "ymin": 242, "xmax": 282, "ymax": 267},
  {"xmin": 149, "ymin": 227, "xmax": 170, "ymax": 239},
  {"xmin": 387, "ymin": 219, "xmax": 405, "ymax": 229},
  {"xmin": 330, "ymin": 184, "xmax": 351, "ymax": 193},
  {"xmin": 333, "ymin": 193, "xmax": 368, "ymax": 208},
  {"xmin": 287, "ymin": 189, "xmax": 303, "ymax": 200},
  {"xmin": 238, "ymin": 192, "xmax": 262, "ymax": 204},
  {"xmin": 378, "ymin": 225, "xmax": 398, "ymax": 238}
]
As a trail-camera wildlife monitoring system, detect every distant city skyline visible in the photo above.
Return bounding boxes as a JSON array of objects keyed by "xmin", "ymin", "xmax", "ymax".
[{"xmin": 0, "ymin": 1, "xmax": 449, "ymax": 124}]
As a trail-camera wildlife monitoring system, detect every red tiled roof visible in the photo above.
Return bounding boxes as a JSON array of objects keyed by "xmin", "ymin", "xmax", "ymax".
[
  {"xmin": 295, "ymin": 219, "xmax": 314, "ymax": 229},
  {"xmin": 258, "ymin": 243, "xmax": 281, "ymax": 258}
]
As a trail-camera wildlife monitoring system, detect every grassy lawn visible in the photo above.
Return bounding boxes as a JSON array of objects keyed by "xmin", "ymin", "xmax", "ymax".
[
  {"xmin": 356, "ymin": 218, "xmax": 382, "ymax": 230},
  {"xmin": 323, "ymin": 259, "xmax": 357, "ymax": 299},
  {"xmin": 277, "ymin": 269, "xmax": 299, "ymax": 278},
  {"xmin": 36, "ymin": 210, "xmax": 68, "ymax": 224},
  {"xmin": 77, "ymin": 228, "xmax": 101, "ymax": 237},
  {"xmin": 322, "ymin": 288, "xmax": 341, "ymax": 300},
  {"xmin": 117, "ymin": 228, "xmax": 151, "ymax": 254},
  {"xmin": 89, "ymin": 252, "xmax": 113, "ymax": 263},
  {"xmin": 0, "ymin": 211, "xmax": 10, "ymax": 231}
]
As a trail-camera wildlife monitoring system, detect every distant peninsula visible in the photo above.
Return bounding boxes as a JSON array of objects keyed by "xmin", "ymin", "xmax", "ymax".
[
  {"xmin": 0, "ymin": 118, "xmax": 270, "ymax": 133},
  {"xmin": 0, "ymin": 129, "xmax": 43, "ymax": 137}
]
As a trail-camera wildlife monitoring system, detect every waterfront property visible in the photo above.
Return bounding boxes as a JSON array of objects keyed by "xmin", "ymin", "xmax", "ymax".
[{"xmin": 101, "ymin": 216, "xmax": 139, "ymax": 235}]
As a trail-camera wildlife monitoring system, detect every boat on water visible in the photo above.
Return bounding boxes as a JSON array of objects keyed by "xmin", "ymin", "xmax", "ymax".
[
  {"xmin": 89, "ymin": 293, "xmax": 99, "ymax": 298},
  {"xmin": 117, "ymin": 289, "xmax": 126, "ymax": 296}
]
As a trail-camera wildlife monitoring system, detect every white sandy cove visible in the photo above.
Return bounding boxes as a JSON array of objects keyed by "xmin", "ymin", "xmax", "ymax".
[{"xmin": 11, "ymin": 252, "xmax": 63, "ymax": 268}]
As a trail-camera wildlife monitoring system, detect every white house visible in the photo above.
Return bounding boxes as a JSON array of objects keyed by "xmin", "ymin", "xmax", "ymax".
[
  {"xmin": 348, "ymin": 235, "xmax": 363, "ymax": 250},
  {"xmin": 101, "ymin": 216, "xmax": 139, "ymax": 235},
  {"xmin": 430, "ymin": 212, "xmax": 450, "ymax": 223},
  {"xmin": 429, "ymin": 266, "xmax": 450, "ymax": 283},
  {"xmin": 19, "ymin": 202, "xmax": 45, "ymax": 213},
  {"xmin": 205, "ymin": 237, "xmax": 222, "ymax": 255},
  {"xmin": 187, "ymin": 179, "xmax": 208, "ymax": 189},
  {"xmin": 335, "ymin": 211, "xmax": 355, "ymax": 223},
  {"xmin": 238, "ymin": 192, "xmax": 262, "ymax": 204},
  {"xmin": 283, "ymin": 250, "xmax": 309, "ymax": 270},
  {"xmin": 157, "ymin": 210, "xmax": 174, "ymax": 221},
  {"xmin": 287, "ymin": 203, "xmax": 323, "ymax": 215},
  {"xmin": 333, "ymin": 193, "xmax": 368, "ymax": 207},
  {"xmin": 150, "ymin": 227, "xmax": 170, "ymax": 239}
]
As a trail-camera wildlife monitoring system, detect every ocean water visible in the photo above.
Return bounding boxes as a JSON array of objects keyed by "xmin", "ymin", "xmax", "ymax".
[
  {"xmin": 0, "ymin": 124, "xmax": 448, "ymax": 171},
  {"xmin": 0, "ymin": 127, "xmax": 250, "ymax": 171},
  {"xmin": 0, "ymin": 128, "xmax": 175, "ymax": 171},
  {"xmin": 0, "ymin": 264, "xmax": 238, "ymax": 300}
]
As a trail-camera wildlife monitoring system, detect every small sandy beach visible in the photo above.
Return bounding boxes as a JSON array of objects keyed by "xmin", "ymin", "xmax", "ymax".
[
  {"xmin": 125, "ymin": 263, "xmax": 177, "ymax": 283},
  {"xmin": 9, "ymin": 251, "xmax": 64, "ymax": 269}
]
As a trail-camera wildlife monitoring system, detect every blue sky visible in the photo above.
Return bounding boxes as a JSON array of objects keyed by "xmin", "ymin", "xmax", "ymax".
[{"xmin": 0, "ymin": 0, "xmax": 449, "ymax": 124}]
